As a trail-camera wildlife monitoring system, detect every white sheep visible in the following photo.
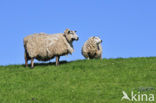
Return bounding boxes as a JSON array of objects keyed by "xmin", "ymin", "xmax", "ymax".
[
  {"xmin": 24, "ymin": 29, "xmax": 79, "ymax": 68},
  {"xmin": 82, "ymin": 36, "xmax": 102, "ymax": 59}
]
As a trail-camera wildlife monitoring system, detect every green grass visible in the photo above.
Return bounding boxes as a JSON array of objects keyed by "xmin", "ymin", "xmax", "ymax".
[{"xmin": 0, "ymin": 57, "xmax": 156, "ymax": 103}]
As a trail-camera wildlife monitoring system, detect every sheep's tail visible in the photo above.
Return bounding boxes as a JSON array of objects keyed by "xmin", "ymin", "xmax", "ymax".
[{"xmin": 23, "ymin": 38, "xmax": 31, "ymax": 61}]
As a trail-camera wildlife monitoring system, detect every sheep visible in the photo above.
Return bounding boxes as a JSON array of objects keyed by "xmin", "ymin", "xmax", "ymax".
[
  {"xmin": 81, "ymin": 36, "xmax": 102, "ymax": 59},
  {"xmin": 24, "ymin": 29, "xmax": 79, "ymax": 68}
]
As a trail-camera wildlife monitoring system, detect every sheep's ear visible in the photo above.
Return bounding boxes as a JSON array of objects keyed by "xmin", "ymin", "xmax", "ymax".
[{"xmin": 64, "ymin": 28, "xmax": 70, "ymax": 34}]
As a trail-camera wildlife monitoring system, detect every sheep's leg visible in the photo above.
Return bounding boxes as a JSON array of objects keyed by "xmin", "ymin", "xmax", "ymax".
[
  {"xmin": 24, "ymin": 52, "xmax": 28, "ymax": 67},
  {"xmin": 56, "ymin": 56, "xmax": 60, "ymax": 66},
  {"xmin": 100, "ymin": 55, "xmax": 102, "ymax": 59},
  {"xmin": 31, "ymin": 58, "xmax": 34, "ymax": 68},
  {"xmin": 99, "ymin": 54, "xmax": 102, "ymax": 59}
]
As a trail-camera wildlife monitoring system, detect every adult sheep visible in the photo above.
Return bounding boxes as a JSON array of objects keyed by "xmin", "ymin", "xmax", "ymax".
[
  {"xmin": 82, "ymin": 36, "xmax": 102, "ymax": 59},
  {"xmin": 24, "ymin": 29, "xmax": 79, "ymax": 68}
]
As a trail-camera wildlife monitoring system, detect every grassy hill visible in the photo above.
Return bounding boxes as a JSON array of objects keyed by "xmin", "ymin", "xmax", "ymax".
[{"xmin": 0, "ymin": 57, "xmax": 156, "ymax": 103}]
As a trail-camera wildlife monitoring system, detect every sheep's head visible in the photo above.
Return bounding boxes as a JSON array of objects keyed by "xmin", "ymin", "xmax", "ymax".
[
  {"xmin": 91, "ymin": 36, "xmax": 102, "ymax": 44},
  {"xmin": 64, "ymin": 29, "xmax": 79, "ymax": 42}
]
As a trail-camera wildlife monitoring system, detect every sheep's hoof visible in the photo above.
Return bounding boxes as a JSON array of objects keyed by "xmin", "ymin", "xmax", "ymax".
[
  {"xmin": 31, "ymin": 67, "xmax": 34, "ymax": 69},
  {"xmin": 56, "ymin": 63, "xmax": 59, "ymax": 66}
]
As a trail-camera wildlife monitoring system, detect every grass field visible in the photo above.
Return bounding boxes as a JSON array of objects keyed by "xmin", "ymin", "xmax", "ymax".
[{"xmin": 0, "ymin": 57, "xmax": 156, "ymax": 103}]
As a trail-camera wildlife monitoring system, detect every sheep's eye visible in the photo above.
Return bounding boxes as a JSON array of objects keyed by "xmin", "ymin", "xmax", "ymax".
[{"xmin": 68, "ymin": 31, "xmax": 70, "ymax": 34}]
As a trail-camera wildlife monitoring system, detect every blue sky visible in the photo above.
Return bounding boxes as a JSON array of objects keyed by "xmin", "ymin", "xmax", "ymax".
[{"xmin": 0, "ymin": 0, "xmax": 156, "ymax": 65}]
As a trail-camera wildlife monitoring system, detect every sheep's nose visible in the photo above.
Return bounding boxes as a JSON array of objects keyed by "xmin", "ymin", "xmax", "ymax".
[
  {"xmin": 101, "ymin": 40, "xmax": 102, "ymax": 42},
  {"xmin": 77, "ymin": 37, "xmax": 79, "ymax": 40}
]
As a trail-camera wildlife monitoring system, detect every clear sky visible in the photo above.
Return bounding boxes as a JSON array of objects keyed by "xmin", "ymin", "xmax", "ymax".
[{"xmin": 0, "ymin": 0, "xmax": 156, "ymax": 65}]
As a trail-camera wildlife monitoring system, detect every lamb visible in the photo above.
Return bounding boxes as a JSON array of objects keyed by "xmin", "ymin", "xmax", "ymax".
[
  {"xmin": 81, "ymin": 36, "xmax": 102, "ymax": 59},
  {"xmin": 24, "ymin": 29, "xmax": 79, "ymax": 68}
]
